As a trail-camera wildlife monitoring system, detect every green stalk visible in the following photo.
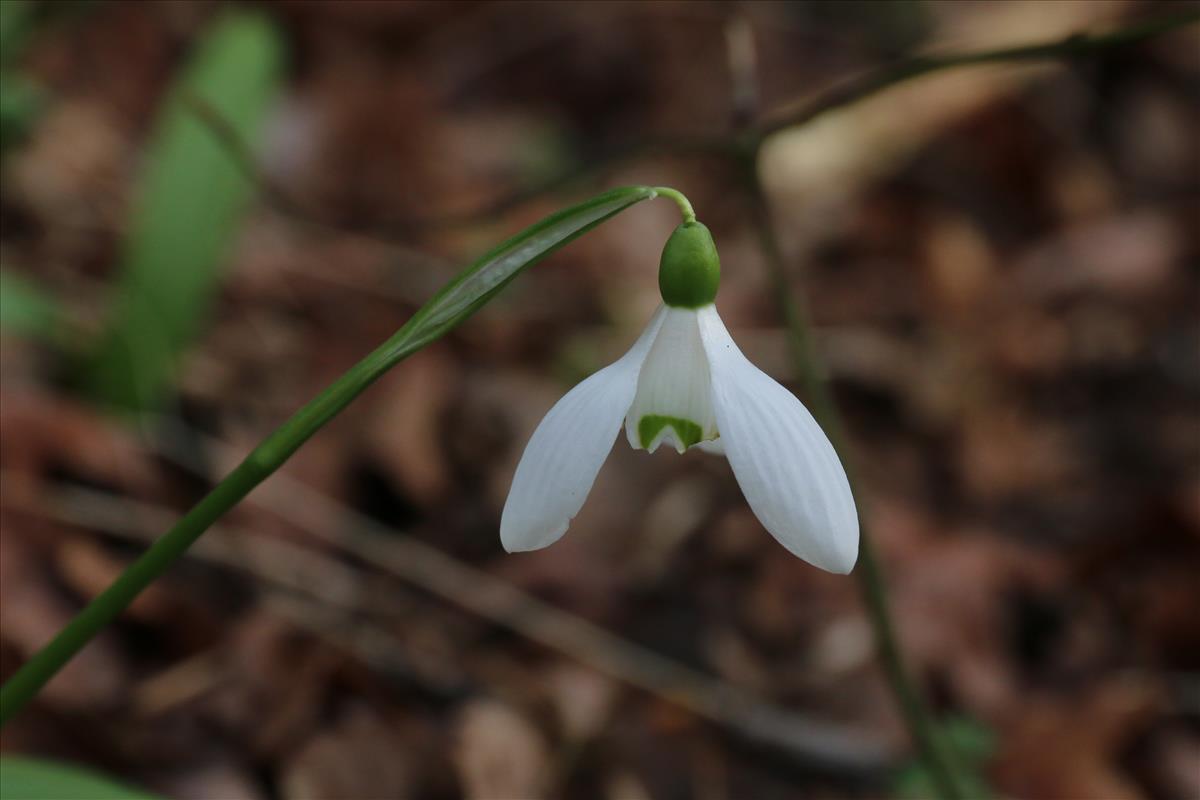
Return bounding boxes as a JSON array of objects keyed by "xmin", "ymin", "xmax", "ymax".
[
  {"xmin": 651, "ymin": 186, "xmax": 696, "ymax": 223},
  {"xmin": 0, "ymin": 185, "xmax": 667, "ymax": 725},
  {"xmin": 742, "ymin": 164, "xmax": 969, "ymax": 799},
  {"xmin": 156, "ymin": 11, "xmax": 1193, "ymax": 795},
  {"xmin": 346, "ymin": 12, "xmax": 1195, "ymax": 233}
]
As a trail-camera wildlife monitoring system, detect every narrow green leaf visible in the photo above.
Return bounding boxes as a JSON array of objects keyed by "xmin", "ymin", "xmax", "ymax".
[
  {"xmin": 0, "ymin": 0, "xmax": 34, "ymax": 65},
  {"xmin": 0, "ymin": 756, "xmax": 161, "ymax": 800},
  {"xmin": 894, "ymin": 716, "xmax": 996, "ymax": 800},
  {"xmin": 0, "ymin": 269, "xmax": 60, "ymax": 340},
  {"xmin": 82, "ymin": 9, "xmax": 283, "ymax": 414},
  {"xmin": 0, "ymin": 72, "xmax": 44, "ymax": 153},
  {"xmin": 0, "ymin": 185, "xmax": 661, "ymax": 725},
  {"xmin": 397, "ymin": 186, "xmax": 659, "ymax": 354},
  {"xmin": 256, "ymin": 185, "xmax": 660, "ymax": 467}
]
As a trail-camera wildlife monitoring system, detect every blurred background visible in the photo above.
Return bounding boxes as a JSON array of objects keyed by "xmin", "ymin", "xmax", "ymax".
[{"xmin": 1, "ymin": 1, "xmax": 1198, "ymax": 798}]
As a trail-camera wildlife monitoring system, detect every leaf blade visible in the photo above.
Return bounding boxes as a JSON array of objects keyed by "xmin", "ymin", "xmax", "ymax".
[
  {"xmin": 0, "ymin": 756, "xmax": 162, "ymax": 800},
  {"xmin": 82, "ymin": 9, "xmax": 284, "ymax": 414},
  {"xmin": 393, "ymin": 186, "xmax": 659, "ymax": 358},
  {"xmin": 0, "ymin": 268, "xmax": 60, "ymax": 341}
]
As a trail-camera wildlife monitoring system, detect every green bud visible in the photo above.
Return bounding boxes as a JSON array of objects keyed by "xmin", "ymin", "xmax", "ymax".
[{"xmin": 658, "ymin": 221, "xmax": 720, "ymax": 308}]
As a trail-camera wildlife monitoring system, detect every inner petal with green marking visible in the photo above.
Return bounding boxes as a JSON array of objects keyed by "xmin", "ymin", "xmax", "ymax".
[
  {"xmin": 638, "ymin": 414, "xmax": 704, "ymax": 450},
  {"xmin": 625, "ymin": 307, "xmax": 719, "ymax": 454}
]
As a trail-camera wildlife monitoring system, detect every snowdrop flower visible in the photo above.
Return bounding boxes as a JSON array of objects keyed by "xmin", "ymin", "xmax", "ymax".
[{"xmin": 501, "ymin": 220, "xmax": 859, "ymax": 573}]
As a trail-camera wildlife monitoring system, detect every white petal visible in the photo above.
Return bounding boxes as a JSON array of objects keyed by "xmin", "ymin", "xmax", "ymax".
[
  {"xmin": 695, "ymin": 437, "xmax": 725, "ymax": 455},
  {"xmin": 625, "ymin": 307, "xmax": 719, "ymax": 453},
  {"xmin": 501, "ymin": 306, "xmax": 667, "ymax": 552},
  {"xmin": 697, "ymin": 306, "xmax": 859, "ymax": 573}
]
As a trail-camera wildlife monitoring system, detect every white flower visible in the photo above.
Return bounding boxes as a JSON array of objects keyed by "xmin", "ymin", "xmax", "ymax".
[{"xmin": 500, "ymin": 303, "xmax": 860, "ymax": 573}]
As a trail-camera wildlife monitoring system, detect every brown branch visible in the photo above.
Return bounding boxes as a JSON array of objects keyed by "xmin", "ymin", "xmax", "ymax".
[
  {"xmin": 754, "ymin": 9, "xmax": 1199, "ymax": 138},
  {"xmin": 740, "ymin": 161, "xmax": 970, "ymax": 798},
  {"xmin": 18, "ymin": 456, "xmax": 892, "ymax": 774},
  {"xmin": 158, "ymin": 11, "xmax": 1200, "ymax": 791},
  {"xmin": 185, "ymin": 10, "xmax": 1196, "ymax": 238}
]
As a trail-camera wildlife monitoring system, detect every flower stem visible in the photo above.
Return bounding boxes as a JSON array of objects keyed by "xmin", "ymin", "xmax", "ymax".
[
  {"xmin": 0, "ymin": 185, "xmax": 659, "ymax": 726},
  {"xmin": 0, "ymin": 338, "xmax": 396, "ymax": 725},
  {"xmin": 355, "ymin": 12, "xmax": 1195, "ymax": 234},
  {"xmin": 756, "ymin": 8, "xmax": 1200, "ymax": 139},
  {"xmin": 741, "ymin": 162, "xmax": 969, "ymax": 799},
  {"xmin": 652, "ymin": 186, "xmax": 697, "ymax": 223}
]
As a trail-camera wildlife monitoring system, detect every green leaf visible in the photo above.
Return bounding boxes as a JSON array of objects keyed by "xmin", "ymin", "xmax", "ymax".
[
  {"xmin": 256, "ymin": 185, "xmax": 661, "ymax": 467},
  {"xmin": 386, "ymin": 186, "xmax": 660, "ymax": 357},
  {"xmin": 939, "ymin": 715, "xmax": 996, "ymax": 762},
  {"xmin": 0, "ymin": 0, "xmax": 100, "ymax": 68},
  {"xmin": 0, "ymin": 71, "xmax": 44, "ymax": 153},
  {"xmin": 0, "ymin": 756, "xmax": 161, "ymax": 800},
  {"xmin": 81, "ymin": 9, "xmax": 284, "ymax": 414},
  {"xmin": 0, "ymin": 185, "xmax": 661, "ymax": 726},
  {"xmin": 0, "ymin": 269, "xmax": 60, "ymax": 341},
  {"xmin": 894, "ymin": 716, "xmax": 996, "ymax": 800},
  {"xmin": 0, "ymin": 1, "xmax": 34, "ymax": 65}
]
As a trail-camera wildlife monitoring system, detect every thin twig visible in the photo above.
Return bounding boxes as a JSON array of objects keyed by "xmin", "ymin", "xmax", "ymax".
[
  {"xmin": 754, "ymin": 9, "xmax": 1200, "ymax": 139},
  {"xmin": 180, "ymin": 89, "xmax": 444, "ymax": 246},
  {"xmin": 740, "ymin": 164, "xmax": 969, "ymax": 799},
  {"xmin": 8, "ymin": 6, "xmax": 1187, "ymax": 783},
  {"xmin": 181, "ymin": 11, "xmax": 1198, "ymax": 236},
  {"xmin": 170, "ymin": 430, "xmax": 893, "ymax": 775},
  {"xmin": 723, "ymin": 18, "xmax": 971, "ymax": 790},
  {"xmin": 15, "ymin": 475, "xmax": 892, "ymax": 776},
  {"xmin": 162, "ymin": 13, "xmax": 1194, "ymax": 794},
  {"xmin": 0, "ymin": 187, "xmax": 661, "ymax": 725},
  {"xmin": 436, "ymin": 10, "xmax": 1200, "ymax": 224}
]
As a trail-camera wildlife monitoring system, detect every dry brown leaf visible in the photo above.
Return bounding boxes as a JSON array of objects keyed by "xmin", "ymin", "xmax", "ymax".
[
  {"xmin": 1015, "ymin": 213, "xmax": 1182, "ymax": 298},
  {"xmin": 55, "ymin": 538, "xmax": 171, "ymax": 622},
  {"xmin": 0, "ymin": 390, "xmax": 154, "ymax": 496},
  {"xmin": 361, "ymin": 345, "xmax": 457, "ymax": 507},
  {"xmin": 544, "ymin": 663, "xmax": 619, "ymax": 744},
  {"xmin": 158, "ymin": 762, "xmax": 265, "ymax": 800},
  {"xmin": 992, "ymin": 679, "xmax": 1163, "ymax": 800},
  {"xmin": 281, "ymin": 705, "xmax": 413, "ymax": 800},
  {"xmin": 0, "ymin": 533, "xmax": 127, "ymax": 712},
  {"xmin": 202, "ymin": 615, "xmax": 339, "ymax": 759},
  {"xmin": 454, "ymin": 699, "xmax": 552, "ymax": 800},
  {"xmin": 871, "ymin": 498, "xmax": 1059, "ymax": 713}
]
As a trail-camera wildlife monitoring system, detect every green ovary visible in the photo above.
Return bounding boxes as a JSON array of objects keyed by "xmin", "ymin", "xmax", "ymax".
[{"xmin": 638, "ymin": 414, "xmax": 705, "ymax": 450}]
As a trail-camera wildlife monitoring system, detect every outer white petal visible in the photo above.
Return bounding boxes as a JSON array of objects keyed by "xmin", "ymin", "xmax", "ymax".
[
  {"xmin": 697, "ymin": 306, "xmax": 859, "ymax": 573},
  {"xmin": 501, "ymin": 306, "xmax": 667, "ymax": 552}
]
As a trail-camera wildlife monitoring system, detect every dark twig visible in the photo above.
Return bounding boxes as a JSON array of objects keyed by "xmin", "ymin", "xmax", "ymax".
[
  {"xmin": 183, "ymin": 12, "xmax": 1197, "ymax": 237},
  {"xmin": 180, "ymin": 89, "xmax": 430, "ymax": 245},
  {"xmin": 742, "ymin": 163, "xmax": 969, "ymax": 799},
  {"xmin": 171, "ymin": 11, "xmax": 1198, "ymax": 796},
  {"xmin": 16, "ymin": 473, "xmax": 892, "ymax": 776},
  {"xmin": 753, "ymin": 9, "xmax": 1200, "ymax": 140}
]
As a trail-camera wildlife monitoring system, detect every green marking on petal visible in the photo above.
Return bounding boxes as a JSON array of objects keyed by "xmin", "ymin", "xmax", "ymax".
[{"xmin": 638, "ymin": 415, "xmax": 704, "ymax": 450}]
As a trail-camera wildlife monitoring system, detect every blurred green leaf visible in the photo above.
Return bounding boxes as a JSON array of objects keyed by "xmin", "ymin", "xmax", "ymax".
[
  {"xmin": 0, "ymin": 269, "xmax": 60, "ymax": 341},
  {"xmin": 1, "ymin": 0, "xmax": 101, "ymax": 67},
  {"xmin": 0, "ymin": 0, "xmax": 42, "ymax": 155},
  {"xmin": 0, "ymin": 756, "xmax": 161, "ymax": 800},
  {"xmin": 82, "ymin": 9, "xmax": 284, "ymax": 414},
  {"xmin": 390, "ymin": 186, "xmax": 660, "ymax": 358},
  {"xmin": 895, "ymin": 716, "xmax": 996, "ymax": 799},
  {"xmin": 0, "ymin": 185, "xmax": 660, "ymax": 726},
  {"xmin": 0, "ymin": 0, "xmax": 34, "ymax": 65},
  {"xmin": 939, "ymin": 715, "xmax": 996, "ymax": 762},
  {"xmin": 0, "ymin": 72, "xmax": 44, "ymax": 153}
]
